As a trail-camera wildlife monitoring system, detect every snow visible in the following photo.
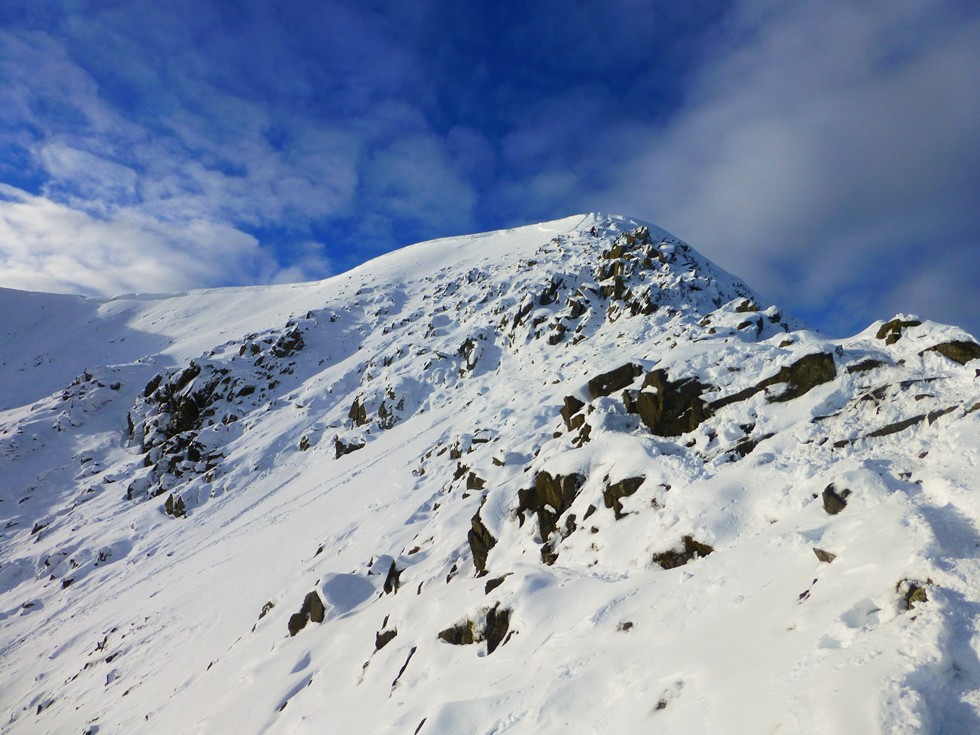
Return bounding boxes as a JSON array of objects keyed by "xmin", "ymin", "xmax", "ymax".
[{"xmin": 1, "ymin": 213, "xmax": 978, "ymax": 733}]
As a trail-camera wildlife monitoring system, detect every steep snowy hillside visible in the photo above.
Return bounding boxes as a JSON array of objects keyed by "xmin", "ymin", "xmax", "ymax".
[{"xmin": 1, "ymin": 214, "xmax": 979, "ymax": 734}]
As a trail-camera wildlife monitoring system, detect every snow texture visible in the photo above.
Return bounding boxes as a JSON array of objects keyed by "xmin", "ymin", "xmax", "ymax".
[{"xmin": 1, "ymin": 213, "xmax": 978, "ymax": 734}]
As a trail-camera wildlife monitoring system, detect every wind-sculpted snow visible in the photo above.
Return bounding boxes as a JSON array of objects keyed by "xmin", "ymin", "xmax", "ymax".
[{"xmin": 0, "ymin": 214, "xmax": 978, "ymax": 734}]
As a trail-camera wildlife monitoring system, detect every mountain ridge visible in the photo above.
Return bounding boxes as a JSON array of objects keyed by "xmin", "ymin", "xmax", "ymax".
[{"xmin": 1, "ymin": 214, "xmax": 978, "ymax": 733}]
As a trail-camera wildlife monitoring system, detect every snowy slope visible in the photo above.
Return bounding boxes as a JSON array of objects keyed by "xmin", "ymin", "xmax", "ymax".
[{"xmin": 1, "ymin": 213, "xmax": 978, "ymax": 734}]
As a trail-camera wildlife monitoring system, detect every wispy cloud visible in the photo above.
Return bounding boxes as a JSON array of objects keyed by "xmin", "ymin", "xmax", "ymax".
[{"xmin": 603, "ymin": 0, "xmax": 980, "ymax": 334}]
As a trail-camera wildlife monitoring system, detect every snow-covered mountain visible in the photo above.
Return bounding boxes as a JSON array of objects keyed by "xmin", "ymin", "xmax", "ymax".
[{"xmin": 1, "ymin": 213, "xmax": 979, "ymax": 734}]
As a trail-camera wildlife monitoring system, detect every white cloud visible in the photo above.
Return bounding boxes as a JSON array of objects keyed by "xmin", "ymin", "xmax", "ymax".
[{"xmin": 0, "ymin": 184, "xmax": 286, "ymax": 296}]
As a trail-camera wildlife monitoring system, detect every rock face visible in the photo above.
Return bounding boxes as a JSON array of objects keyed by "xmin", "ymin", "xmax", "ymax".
[
  {"xmin": 517, "ymin": 472, "xmax": 585, "ymax": 541},
  {"xmin": 288, "ymin": 591, "xmax": 326, "ymax": 636},
  {"xmin": 652, "ymin": 536, "xmax": 715, "ymax": 569},
  {"xmin": 922, "ymin": 340, "xmax": 980, "ymax": 365},
  {"xmin": 635, "ymin": 370, "xmax": 711, "ymax": 436}
]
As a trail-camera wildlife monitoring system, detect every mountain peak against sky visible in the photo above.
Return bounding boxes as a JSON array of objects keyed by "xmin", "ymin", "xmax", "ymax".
[{"xmin": 1, "ymin": 216, "xmax": 979, "ymax": 733}]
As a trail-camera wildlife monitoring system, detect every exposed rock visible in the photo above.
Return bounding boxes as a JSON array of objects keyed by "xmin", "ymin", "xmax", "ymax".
[
  {"xmin": 560, "ymin": 395, "xmax": 586, "ymax": 431},
  {"xmin": 866, "ymin": 415, "xmax": 925, "ymax": 439},
  {"xmin": 517, "ymin": 472, "xmax": 585, "ymax": 541},
  {"xmin": 920, "ymin": 340, "xmax": 980, "ymax": 365},
  {"xmin": 468, "ymin": 510, "xmax": 497, "ymax": 575},
  {"xmin": 466, "ymin": 472, "xmax": 486, "ymax": 491},
  {"xmin": 876, "ymin": 318, "xmax": 921, "ymax": 345},
  {"xmin": 383, "ymin": 560, "xmax": 402, "ymax": 595},
  {"xmin": 731, "ymin": 433, "xmax": 775, "ymax": 458},
  {"xmin": 299, "ymin": 435, "xmax": 311, "ymax": 452},
  {"xmin": 652, "ymin": 536, "xmax": 715, "ymax": 570},
  {"xmin": 348, "ymin": 397, "xmax": 369, "ymax": 427},
  {"xmin": 485, "ymin": 604, "xmax": 511, "ymax": 654},
  {"xmin": 375, "ymin": 628, "xmax": 398, "ymax": 651},
  {"xmin": 587, "ymin": 363, "xmax": 642, "ymax": 399},
  {"xmin": 821, "ymin": 484, "xmax": 851, "ymax": 515},
  {"xmin": 846, "ymin": 358, "xmax": 887, "ymax": 374},
  {"xmin": 437, "ymin": 619, "xmax": 476, "ymax": 645},
  {"xmin": 603, "ymin": 476, "xmax": 645, "ymax": 519},
  {"xmin": 484, "ymin": 575, "xmax": 510, "ymax": 595},
  {"xmin": 897, "ymin": 578, "xmax": 931, "ymax": 611},
  {"xmin": 270, "ymin": 326, "xmax": 305, "ymax": 358},
  {"xmin": 712, "ymin": 352, "xmax": 836, "ymax": 410},
  {"xmin": 288, "ymin": 590, "xmax": 326, "ymax": 636},
  {"xmin": 735, "ymin": 299, "xmax": 760, "ymax": 313},
  {"xmin": 335, "ymin": 437, "xmax": 366, "ymax": 459},
  {"xmin": 812, "ymin": 548, "xmax": 837, "ymax": 563},
  {"xmin": 636, "ymin": 370, "xmax": 711, "ymax": 436}
]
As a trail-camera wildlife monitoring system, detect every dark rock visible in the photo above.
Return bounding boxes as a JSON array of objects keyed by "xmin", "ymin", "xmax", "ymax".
[
  {"xmin": 375, "ymin": 629, "xmax": 398, "ymax": 651},
  {"xmin": 468, "ymin": 511, "xmax": 497, "ymax": 575},
  {"xmin": 731, "ymin": 433, "xmax": 775, "ymax": 458},
  {"xmin": 920, "ymin": 340, "xmax": 980, "ymax": 365},
  {"xmin": 299, "ymin": 435, "xmax": 311, "ymax": 452},
  {"xmin": 812, "ymin": 548, "xmax": 837, "ymax": 563},
  {"xmin": 637, "ymin": 370, "xmax": 711, "ymax": 436},
  {"xmin": 484, "ymin": 575, "xmax": 510, "ymax": 595},
  {"xmin": 866, "ymin": 415, "xmax": 925, "ymax": 438},
  {"xmin": 821, "ymin": 484, "xmax": 851, "ymax": 515},
  {"xmin": 348, "ymin": 397, "xmax": 369, "ymax": 427},
  {"xmin": 587, "ymin": 363, "xmax": 642, "ymax": 399},
  {"xmin": 603, "ymin": 476, "xmax": 645, "ymax": 519},
  {"xmin": 466, "ymin": 473, "xmax": 486, "ymax": 491},
  {"xmin": 391, "ymin": 646, "xmax": 417, "ymax": 688},
  {"xmin": 712, "ymin": 352, "xmax": 836, "ymax": 410},
  {"xmin": 875, "ymin": 318, "xmax": 921, "ymax": 345},
  {"xmin": 559, "ymin": 395, "xmax": 586, "ymax": 431},
  {"xmin": 287, "ymin": 612, "xmax": 308, "ymax": 637},
  {"xmin": 846, "ymin": 358, "xmax": 886, "ymax": 374},
  {"xmin": 485, "ymin": 604, "xmax": 511, "ymax": 654},
  {"xmin": 438, "ymin": 619, "xmax": 476, "ymax": 645},
  {"xmin": 335, "ymin": 437, "xmax": 365, "ymax": 459},
  {"xmin": 517, "ymin": 472, "xmax": 585, "ymax": 541},
  {"xmin": 897, "ymin": 578, "xmax": 931, "ymax": 611},
  {"xmin": 383, "ymin": 561, "xmax": 402, "ymax": 595},
  {"xmin": 271, "ymin": 327, "xmax": 305, "ymax": 358},
  {"xmin": 735, "ymin": 299, "xmax": 760, "ymax": 313},
  {"xmin": 652, "ymin": 536, "xmax": 714, "ymax": 570},
  {"xmin": 288, "ymin": 590, "xmax": 326, "ymax": 636}
]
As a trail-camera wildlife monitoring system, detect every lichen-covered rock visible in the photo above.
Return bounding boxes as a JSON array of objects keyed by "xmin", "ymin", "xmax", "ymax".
[
  {"xmin": 437, "ymin": 619, "xmax": 476, "ymax": 645},
  {"xmin": 652, "ymin": 536, "xmax": 715, "ymax": 570},
  {"xmin": 920, "ymin": 340, "xmax": 980, "ymax": 365}
]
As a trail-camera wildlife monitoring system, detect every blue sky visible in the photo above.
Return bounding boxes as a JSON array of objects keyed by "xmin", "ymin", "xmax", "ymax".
[{"xmin": 0, "ymin": 0, "xmax": 978, "ymax": 337}]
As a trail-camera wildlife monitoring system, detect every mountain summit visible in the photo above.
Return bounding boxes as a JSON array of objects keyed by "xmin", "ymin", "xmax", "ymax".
[{"xmin": 1, "ymin": 214, "xmax": 979, "ymax": 733}]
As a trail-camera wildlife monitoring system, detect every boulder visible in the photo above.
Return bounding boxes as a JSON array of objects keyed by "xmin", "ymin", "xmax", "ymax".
[
  {"xmin": 920, "ymin": 340, "xmax": 980, "ymax": 365},
  {"xmin": 587, "ymin": 363, "xmax": 642, "ymax": 399},
  {"xmin": 652, "ymin": 536, "xmax": 715, "ymax": 569},
  {"xmin": 636, "ymin": 370, "xmax": 711, "ymax": 436}
]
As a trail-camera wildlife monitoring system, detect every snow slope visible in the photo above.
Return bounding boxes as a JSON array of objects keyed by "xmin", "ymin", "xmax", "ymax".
[{"xmin": 1, "ymin": 213, "xmax": 978, "ymax": 734}]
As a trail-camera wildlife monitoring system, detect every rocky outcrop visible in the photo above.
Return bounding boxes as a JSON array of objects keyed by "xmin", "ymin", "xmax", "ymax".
[
  {"xmin": 652, "ymin": 536, "xmax": 715, "ymax": 570},
  {"xmin": 517, "ymin": 472, "xmax": 585, "ymax": 541},
  {"xmin": 603, "ymin": 476, "xmax": 645, "ymax": 519},
  {"xmin": 821, "ymin": 484, "xmax": 850, "ymax": 515},
  {"xmin": 468, "ymin": 510, "xmax": 497, "ymax": 575},
  {"xmin": 920, "ymin": 340, "xmax": 980, "ymax": 365},
  {"xmin": 876, "ymin": 318, "xmax": 921, "ymax": 345},
  {"xmin": 635, "ymin": 370, "xmax": 711, "ymax": 436},
  {"xmin": 711, "ymin": 352, "xmax": 836, "ymax": 410},
  {"xmin": 288, "ymin": 590, "xmax": 326, "ymax": 636},
  {"xmin": 587, "ymin": 363, "xmax": 642, "ymax": 400}
]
